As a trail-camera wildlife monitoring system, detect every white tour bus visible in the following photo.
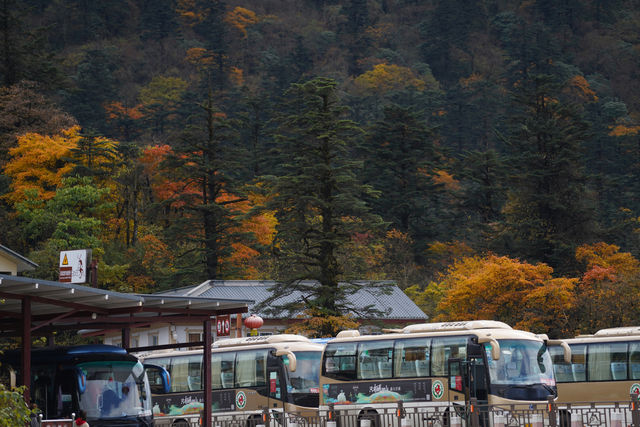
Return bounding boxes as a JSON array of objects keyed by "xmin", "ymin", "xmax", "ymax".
[
  {"xmin": 549, "ymin": 326, "xmax": 640, "ymax": 403},
  {"xmin": 139, "ymin": 334, "xmax": 325, "ymax": 426},
  {"xmin": 320, "ymin": 321, "xmax": 570, "ymax": 426}
]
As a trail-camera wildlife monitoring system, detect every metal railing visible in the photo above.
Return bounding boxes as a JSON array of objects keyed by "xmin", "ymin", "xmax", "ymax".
[{"xmin": 154, "ymin": 395, "xmax": 640, "ymax": 427}]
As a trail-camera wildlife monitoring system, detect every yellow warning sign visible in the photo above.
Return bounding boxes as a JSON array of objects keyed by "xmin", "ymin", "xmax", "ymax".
[{"xmin": 62, "ymin": 254, "xmax": 69, "ymax": 265}]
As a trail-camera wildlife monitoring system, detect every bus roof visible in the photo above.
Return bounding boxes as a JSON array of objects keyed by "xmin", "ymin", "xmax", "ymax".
[
  {"xmin": 398, "ymin": 320, "xmax": 512, "ymax": 334},
  {"xmin": 330, "ymin": 321, "xmax": 538, "ymax": 343},
  {"xmin": 594, "ymin": 326, "xmax": 640, "ymax": 337},
  {"xmin": 214, "ymin": 334, "xmax": 312, "ymax": 347}
]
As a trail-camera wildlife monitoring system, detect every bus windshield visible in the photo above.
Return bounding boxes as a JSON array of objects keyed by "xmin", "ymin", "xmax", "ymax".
[
  {"xmin": 286, "ymin": 351, "xmax": 321, "ymax": 393},
  {"xmin": 78, "ymin": 360, "xmax": 151, "ymax": 419},
  {"xmin": 486, "ymin": 339, "xmax": 555, "ymax": 386}
]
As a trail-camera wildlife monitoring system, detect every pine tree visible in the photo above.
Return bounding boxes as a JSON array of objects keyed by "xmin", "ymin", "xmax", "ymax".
[
  {"xmin": 162, "ymin": 89, "xmax": 247, "ymax": 281},
  {"xmin": 363, "ymin": 105, "xmax": 443, "ymax": 249},
  {"xmin": 501, "ymin": 68, "xmax": 596, "ymax": 273},
  {"xmin": 261, "ymin": 77, "xmax": 383, "ymax": 331}
]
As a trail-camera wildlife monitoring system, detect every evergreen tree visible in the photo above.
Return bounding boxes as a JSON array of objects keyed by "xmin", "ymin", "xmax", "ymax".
[
  {"xmin": 501, "ymin": 69, "xmax": 596, "ymax": 273},
  {"xmin": 162, "ymin": 89, "xmax": 247, "ymax": 281},
  {"xmin": 261, "ymin": 78, "xmax": 383, "ymax": 333},
  {"xmin": 363, "ymin": 105, "xmax": 443, "ymax": 250}
]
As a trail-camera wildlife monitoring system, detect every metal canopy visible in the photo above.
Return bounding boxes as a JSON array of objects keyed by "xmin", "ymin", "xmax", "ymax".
[
  {"xmin": 0, "ymin": 273, "xmax": 252, "ymax": 427},
  {"xmin": 0, "ymin": 274, "xmax": 252, "ymax": 333}
]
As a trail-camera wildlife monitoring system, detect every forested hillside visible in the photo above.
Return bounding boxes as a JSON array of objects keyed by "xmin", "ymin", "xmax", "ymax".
[{"xmin": 3, "ymin": 0, "xmax": 640, "ymax": 334}]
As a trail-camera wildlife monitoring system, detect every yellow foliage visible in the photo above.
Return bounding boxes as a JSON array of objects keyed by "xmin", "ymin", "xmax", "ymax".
[
  {"xmin": 285, "ymin": 308, "xmax": 360, "ymax": 338},
  {"xmin": 354, "ymin": 64, "xmax": 427, "ymax": 94},
  {"xmin": 139, "ymin": 76, "xmax": 188, "ymax": 106},
  {"xmin": 4, "ymin": 126, "xmax": 81, "ymax": 204},
  {"xmin": 575, "ymin": 242, "xmax": 640, "ymax": 273},
  {"xmin": 225, "ymin": 7, "xmax": 259, "ymax": 38}
]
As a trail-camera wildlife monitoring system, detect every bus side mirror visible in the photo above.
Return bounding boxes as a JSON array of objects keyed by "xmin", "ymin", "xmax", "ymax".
[
  {"xmin": 275, "ymin": 350, "xmax": 297, "ymax": 372},
  {"xmin": 144, "ymin": 364, "xmax": 171, "ymax": 394},
  {"xmin": 546, "ymin": 340, "xmax": 571, "ymax": 364},
  {"xmin": 478, "ymin": 337, "xmax": 501, "ymax": 361}
]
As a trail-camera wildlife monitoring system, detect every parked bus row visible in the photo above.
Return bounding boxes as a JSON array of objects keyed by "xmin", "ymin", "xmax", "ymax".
[{"xmin": 5, "ymin": 321, "xmax": 640, "ymax": 426}]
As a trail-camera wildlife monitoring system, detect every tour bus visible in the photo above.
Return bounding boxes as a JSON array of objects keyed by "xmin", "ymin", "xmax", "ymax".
[
  {"xmin": 0, "ymin": 344, "xmax": 165, "ymax": 426},
  {"xmin": 320, "ymin": 321, "xmax": 570, "ymax": 426},
  {"xmin": 549, "ymin": 326, "xmax": 640, "ymax": 403},
  {"xmin": 139, "ymin": 334, "xmax": 325, "ymax": 426}
]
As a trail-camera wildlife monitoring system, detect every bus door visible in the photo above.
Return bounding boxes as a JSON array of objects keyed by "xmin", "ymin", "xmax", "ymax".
[
  {"xmin": 448, "ymin": 356, "xmax": 488, "ymax": 404},
  {"xmin": 266, "ymin": 352, "xmax": 285, "ymax": 423}
]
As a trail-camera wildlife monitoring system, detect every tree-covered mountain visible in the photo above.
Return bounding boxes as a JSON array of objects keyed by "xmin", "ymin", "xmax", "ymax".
[{"xmin": 3, "ymin": 0, "xmax": 640, "ymax": 334}]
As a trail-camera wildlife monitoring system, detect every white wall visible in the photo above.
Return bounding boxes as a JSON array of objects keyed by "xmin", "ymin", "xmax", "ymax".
[{"xmin": 0, "ymin": 255, "xmax": 17, "ymax": 275}]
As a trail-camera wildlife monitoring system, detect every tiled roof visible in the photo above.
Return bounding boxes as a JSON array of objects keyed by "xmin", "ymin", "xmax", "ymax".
[{"xmin": 160, "ymin": 280, "xmax": 427, "ymax": 320}]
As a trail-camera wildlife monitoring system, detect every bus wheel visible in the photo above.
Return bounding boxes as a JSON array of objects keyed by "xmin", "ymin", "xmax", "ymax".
[
  {"xmin": 357, "ymin": 410, "xmax": 379, "ymax": 427},
  {"xmin": 172, "ymin": 420, "xmax": 190, "ymax": 427}
]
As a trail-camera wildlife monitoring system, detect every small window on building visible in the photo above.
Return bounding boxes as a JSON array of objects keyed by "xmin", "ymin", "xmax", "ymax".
[
  {"xmin": 150, "ymin": 334, "xmax": 159, "ymax": 346},
  {"xmin": 189, "ymin": 333, "xmax": 202, "ymax": 342}
]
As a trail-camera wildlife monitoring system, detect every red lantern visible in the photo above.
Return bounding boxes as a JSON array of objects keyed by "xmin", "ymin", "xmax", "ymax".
[{"xmin": 244, "ymin": 314, "xmax": 264, "ymax": 330}]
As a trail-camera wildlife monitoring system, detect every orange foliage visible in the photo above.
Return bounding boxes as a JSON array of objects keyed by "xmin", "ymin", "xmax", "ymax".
[
  {"xmin": 574, "ymin": 242, "xmax": 640, "ymax": 332},
  {"xmin": 459, "ymin": 73, "xmax": 483, "ymax": 88},
  {"xmin": 186, "ymin": 47, "xmax": 214, "ymax": 66},
  {"xmin": 565, "ymin": 75, "xmax": 598, "ymax": 102},
  {"xmin": 3, "ymin": 126, "xmax": 81, "ymax": 204},
  {"xmin": 104, "ymin": 101, "xmax": 144, "ymax": 121},
  {"xmin": 435, "ymin": 254, "xmax": 577, "ymax": 334},
  {"xmin": 608, "ymin": 124, "xmax": 640, "ymax": 137},
  {"xmin": 229, "ymin": 67, "xmax": 244, "ymax": 86},
  {"xmin": 176, "ymin": 0, "xmax": 205, "ymax": 26},
  {"xmin": 432, "ymin": 170, "xmax": 460, "ymax": 191},
  {"xmin": 225, "ymin": 7, "xmax": 259, "ymax": 38},
  {"xmin": 354, "ymin": 64, "xmax": 427, "ymax": 94}
]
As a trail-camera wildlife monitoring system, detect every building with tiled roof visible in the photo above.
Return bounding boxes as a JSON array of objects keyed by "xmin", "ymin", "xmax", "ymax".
[{"xmin": 102, "ymin": 280, "xmax": 427, "ymax": 347}]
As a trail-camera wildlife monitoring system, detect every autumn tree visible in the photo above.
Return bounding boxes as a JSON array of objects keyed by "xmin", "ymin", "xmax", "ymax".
[
  {"xmin": 3, "ymin": 126, "xmax": 80, "ymax": 205},
  {"xmin": 574, "ymin": 242, "xmax": 640, "ymax": 333},
  {"xmin": 431, "ymin": 254, "xmax": 577, "ymax": 336},
  {"xmin": 259, "ymin": 77, "xmax": 384, "ymax": 336}
]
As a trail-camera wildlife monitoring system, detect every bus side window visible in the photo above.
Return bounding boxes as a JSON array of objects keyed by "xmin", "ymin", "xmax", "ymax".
[
  {"xmin": 394, "ymin": 338, "xmax": 430, "ymax": 378},
  {"xmin": 548, "ymin": 346, "xmax": 573, "ymax": 382},
  {"xmin": 432, "ymin": 337, "xmax": 467, "ymax": 377},
  {"xmin": 323, "ymin": 343, "xmax": 357, "ymax": 380},
  {"xmin": 631, "ymin": 343, "xmax": 640, "ymax": 380}
]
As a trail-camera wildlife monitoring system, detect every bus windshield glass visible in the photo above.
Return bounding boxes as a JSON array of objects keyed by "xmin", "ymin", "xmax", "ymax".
[
  {"xmin": 486, "ymin": 339, "xmax": 555, "ymax": 386},
  {"xmin": 286, "ymin": 351, "xmax": 321, "ymax": 407},
  {"xmin": 78, "ymin": 360, "xmax": 151, "ymax": 419}
]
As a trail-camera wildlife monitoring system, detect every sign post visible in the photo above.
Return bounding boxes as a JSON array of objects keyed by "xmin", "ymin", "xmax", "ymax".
[{"xmin": 59, "ymin": 249, "xmax": 92, "ymax": 284}]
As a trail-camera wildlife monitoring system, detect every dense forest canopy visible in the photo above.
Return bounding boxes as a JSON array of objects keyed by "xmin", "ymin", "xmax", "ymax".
[{"xmin": 3, "ymin": 0, "xmax": 640, "ymax": 335}]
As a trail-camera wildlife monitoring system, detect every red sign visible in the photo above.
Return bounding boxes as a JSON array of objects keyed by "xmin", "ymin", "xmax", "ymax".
[
  {"xmin": 216, "ymin": 315, "xmax": 230, "ymax": 336},
  {"xmin": 59, "ymin": 266, "xmax": 72, "ymax": 283}
]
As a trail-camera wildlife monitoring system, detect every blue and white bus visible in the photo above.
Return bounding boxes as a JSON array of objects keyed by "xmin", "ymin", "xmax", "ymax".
[{"xmin": 1, "ymin": 344, "xmax": 167, "ymax": 426}]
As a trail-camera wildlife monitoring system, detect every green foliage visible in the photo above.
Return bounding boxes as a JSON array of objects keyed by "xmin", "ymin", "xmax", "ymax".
[{"xmin": 0, "ymin": 384, "xmax": 32, "ymax": 426}]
